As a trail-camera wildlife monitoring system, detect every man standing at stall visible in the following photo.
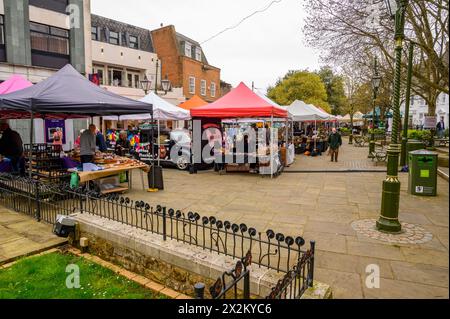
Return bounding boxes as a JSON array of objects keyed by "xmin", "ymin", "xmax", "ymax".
[
  {"xmin": 115, "ymin": 131, "xmax": 131, "ymax": 156},
  {"xmin": 80, "ymin": 124, "xmax": 97, "ymax": 163},
  {"xmin": 328, "ymin": 127, "xmax": 342, "ymax": 162},
  {"xmin": 0, "ymin": 121, "xmax": 24, "ymax": 173}
]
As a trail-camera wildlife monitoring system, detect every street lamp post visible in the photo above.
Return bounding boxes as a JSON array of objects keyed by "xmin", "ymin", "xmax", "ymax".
[
  {"xmin": 369, "ymin": 57, "xmax": 382, "ymax": 159},
  {"xmin": 140, "ymin": 77, "xmax": 152, "ymax": 95},
  {"xmin": 400, "ymin": 42, "xmax": 415, "ymax": 167},
  {"xmin": 377, "ymin": 0, "xmax": 408, "ymax": 233}
]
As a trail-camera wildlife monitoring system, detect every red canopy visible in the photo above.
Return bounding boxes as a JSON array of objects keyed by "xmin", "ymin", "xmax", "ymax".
[{"xmin": 190, "ymin": 82, "xmax": 287, "ymax": 118}]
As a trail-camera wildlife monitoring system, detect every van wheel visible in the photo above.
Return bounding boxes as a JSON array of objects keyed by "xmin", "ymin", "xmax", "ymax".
[{"xmin": 176, "ymin": 156, "xmax": 189, "ymax": 170}]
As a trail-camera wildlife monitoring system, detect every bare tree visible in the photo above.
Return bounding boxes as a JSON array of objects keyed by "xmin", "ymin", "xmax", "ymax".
[{"xmin": 303, "ymin": 0, "xmax": 449, "ymax": 117}]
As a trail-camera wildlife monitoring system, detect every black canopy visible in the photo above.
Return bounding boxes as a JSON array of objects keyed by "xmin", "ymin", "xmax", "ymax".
[{"xmin": 0, "ymin": 64, "xmax": 152, "ymax": 116}]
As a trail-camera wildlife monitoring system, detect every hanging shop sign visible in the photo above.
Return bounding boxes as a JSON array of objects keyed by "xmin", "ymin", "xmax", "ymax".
[{"xmin": 45, "ymin": 119, "xmax": 66, "ymax": 144}]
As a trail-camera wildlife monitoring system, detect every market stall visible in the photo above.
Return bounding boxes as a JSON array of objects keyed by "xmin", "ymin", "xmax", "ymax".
[
  {"xmin": 0, "ymin": 75, "xmax": 34, "ymax": 172},
  {"xmin": 190, "ymin": 82, "xmax": 288, "ymax": 177},
  {"xmin": 0, "ymin": 64, "xmax": 153, "ymax": 193},
  {"xmin": 103, "ymin": 91, "xmax": 191, "ymax": 167},
  {"xmin": 283, "ymin": 100, "xmax": 333, "ymax": 156}
]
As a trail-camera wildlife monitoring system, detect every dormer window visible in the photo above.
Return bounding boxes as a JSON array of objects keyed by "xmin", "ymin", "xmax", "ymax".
[
  {"xmin": 185, "ymin": 42, "xmax": 192, "ymax": 57},
  {"xmin": 109, "ymin": 31, "xmax": 119, "ymax": 45},
  {"xmin": 195, "ymin": 47, "xmax": 202, "ymax": 62},
  {"xmin": 129, "ymin": 35, "xmax": 138, "ymax": 49}
]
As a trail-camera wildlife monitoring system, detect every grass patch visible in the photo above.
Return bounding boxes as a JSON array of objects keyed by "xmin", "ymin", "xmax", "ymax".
[{"xmin": 0, "ymin": 252, "xmax": 168, "ymax": 299}]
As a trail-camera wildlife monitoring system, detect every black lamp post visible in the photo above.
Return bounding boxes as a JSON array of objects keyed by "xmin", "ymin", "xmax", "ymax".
[
  {"xmin": 369, "ymin": 57, "xmax": 382, "ymax": 158},
  {"xmin": 400, "ymin": 42, "xmax": 415, "ymax": 167},
  {"xmin": 161, "ymin": 75, "xmax": 172, "ymax": 95},
  {"xmin": 377, "ymin": 0, "xmax": 408, "ymax": 233},
  {"xmin": 140, "ymin": 78, "xmax": 152, "ymax": 95}
]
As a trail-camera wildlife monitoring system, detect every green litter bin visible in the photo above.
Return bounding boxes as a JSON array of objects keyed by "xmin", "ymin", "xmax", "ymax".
[
  {"xmin": 406, "ymin": 140, "xmax": 425, "ymax": 166},
  {"xmin": 408, "ymin": 150, "xmax": 438, "ymax": 196}
]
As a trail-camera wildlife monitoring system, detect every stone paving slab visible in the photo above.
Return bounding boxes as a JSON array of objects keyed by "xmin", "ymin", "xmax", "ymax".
[{"xmin": 0, "ymin": 208, "xmax": 67, "ymax": 265}]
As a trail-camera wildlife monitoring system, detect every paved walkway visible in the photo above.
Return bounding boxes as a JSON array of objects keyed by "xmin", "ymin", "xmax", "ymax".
[
  {"xmin": 0, "ymin": 208, "xmax": 67, "ymax": 265},
  {"xmin": 285, "ymin": 139, "xmax": 387, "ymax": 172},
  {"xmin": 124, "ymin": 139, "xmax": 449, "ymax": 299}
]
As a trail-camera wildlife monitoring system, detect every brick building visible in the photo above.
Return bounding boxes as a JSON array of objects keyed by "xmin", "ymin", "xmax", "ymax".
[{"xmin": 151, "ymin": 25, "xmax": 221, "ymax": 103}]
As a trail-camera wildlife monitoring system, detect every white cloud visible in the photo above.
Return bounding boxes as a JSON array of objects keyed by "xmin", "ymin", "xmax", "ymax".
[{"xmin": 91, "ymin": 0, "xmax": 321, "ymax": 91}]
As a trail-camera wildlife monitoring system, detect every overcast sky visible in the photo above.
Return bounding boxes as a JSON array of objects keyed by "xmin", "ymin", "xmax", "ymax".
[{"xmin": 91, "ymin": 0, "xmax": 321, "ymax": 92}]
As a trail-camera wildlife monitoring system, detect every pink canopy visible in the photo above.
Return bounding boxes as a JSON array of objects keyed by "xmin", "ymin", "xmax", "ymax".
[
  {"xmin": 190, "ymin": 82, "xmax": 287, "ymax": 118},
  {"xmin": 0, "ymin": 75, "xmax": 33, "ymax": 95}
]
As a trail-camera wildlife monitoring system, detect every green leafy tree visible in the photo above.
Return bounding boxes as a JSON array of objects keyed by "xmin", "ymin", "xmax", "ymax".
[
  {"xmin": 316, "ymin": 66, "xmax": 347, "ymax": 115},
  {"xmin": 267, "ymin": 70, "xmax": 331, "ymax": 113}
]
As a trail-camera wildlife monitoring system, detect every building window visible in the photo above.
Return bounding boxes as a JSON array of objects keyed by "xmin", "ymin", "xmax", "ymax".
[
  {"xmin": 195, "ymin": 47, "xmax": 202, "ymax": 62},
  {"xmin": 200, "ymin": 80, "xmax": 206, "ymax": 96},
  {"xmin": 134, "ymin": 74, "xmax": 140, "ymax": 89},
  {"xmin": 109, "ymin": 69, "xmax": 123, "ymax": 86},
  {"xmin": 211, "ymin": 82, "xmax": 216, "ymax": 98},
  {"xmin": 129, "ymin": 35, "xmax": 138, "ymax": 49},
  {"xmin": 30, "ymin": 22, "xmax": 69, "ymax": 55},
  {"xmin": 0, "ymin": 15, "xmax": 5, "ymax": 62},
  {"xmin": 189, "ymin": 76, "xmax": 195, "ymax": 94},
  {"xmin": 125, "ymin": 70, "xmax": 140, "ymax": 88},
  {"xmin": 0, "ymin": 15, "xmax": 4, "ymax": 45},
  {"xmin": 185, "ymin": 42, "xmax": 192, "ymax": 58},
  {"xmin": 109, "ymin": 31, "xmax": 119, "ymax": 45},
  {"xmin": 91, "ymin": 26, "xmax": 98, "ymax": 41},
  {"xmin": 29, "ymin": 0, "xmax": 68, "ymax": 14}
]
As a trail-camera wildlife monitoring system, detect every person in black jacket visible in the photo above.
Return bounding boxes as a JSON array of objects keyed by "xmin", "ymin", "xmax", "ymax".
[
  {"xmin": 0, "ymin": 122, "xmax": 24, "ymax": 173},
  {"xmin": 328, "ymin": 128, "xmax": 343, "ymax": 162},
  {"xmin": 115, "ymin": 131, "xmax": 131, "ymax": 156}
]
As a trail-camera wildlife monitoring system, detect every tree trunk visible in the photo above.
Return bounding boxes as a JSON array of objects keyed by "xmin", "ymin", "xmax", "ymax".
[{"xmin": 427, "ymin": 92, "xmax": 439, "ymax": 148}]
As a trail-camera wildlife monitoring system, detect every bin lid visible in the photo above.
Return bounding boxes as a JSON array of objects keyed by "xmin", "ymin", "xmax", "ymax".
[{"xmin": 409, "ymin": 149, "xmax": 438, "ymax": 156}]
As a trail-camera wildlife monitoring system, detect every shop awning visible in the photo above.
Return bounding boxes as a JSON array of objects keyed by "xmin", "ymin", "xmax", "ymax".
[
  {"xmin": 179, "ymin": 95, "xmax": 208, "ymax": 110},
  {"xmin": 190, "ymin": 82, "xmax": 288, "ymax": 118},
  {"xmin": 104, "ymin": 91, "xmax": 190, "ymax": 121},
  {"xmin": 0, "ymin": 75, "xmax": 33, "ymax": 94},
  {"xmin": 0, "ymin": 64, "xmax": 152, "ymax": 117}
]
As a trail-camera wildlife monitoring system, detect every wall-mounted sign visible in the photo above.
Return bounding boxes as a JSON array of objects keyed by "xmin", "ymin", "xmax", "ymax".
[{"xmin": 423, "ymin": 116, "xmax": 437, "ymax": 129}]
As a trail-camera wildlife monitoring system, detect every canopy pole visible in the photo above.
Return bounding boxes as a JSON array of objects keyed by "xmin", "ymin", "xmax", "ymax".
[
  {"xmin": 285, "ymin": 118, "xmax": 288, "ymax": 146},
  {"xmin": 28, "ymin": 110, "xmax": 34, "ymax": 179},
  {"xmin": 150, "ymin": 112, "xmax": 155, "ymax": 164},
  {"xmin": 157, "ymin": 119, "xmax": 160, "ymax": 166},
  {"xmin": 271, "ymin": 114, "xmax": 273, "ymax": 179}
]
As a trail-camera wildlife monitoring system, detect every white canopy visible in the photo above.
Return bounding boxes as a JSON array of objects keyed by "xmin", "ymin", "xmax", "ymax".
[
  {"xmin": 341, "ymin": 112, "xmax": 364, "ymax": 122},
  {"xmin": 283, "ymin": 100, "xmax": 329, "ymax": 121},
  {"xmin": 307, "ymin": 104, "xmax": 336, "ymax": 121},
  {"xmin": 104, "ymin": 91, "xmax": 190, "ymax": 121}
]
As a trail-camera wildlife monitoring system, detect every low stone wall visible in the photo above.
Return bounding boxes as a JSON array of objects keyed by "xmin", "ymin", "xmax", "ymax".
[{"xmin": 71, "ymin": 213, "xmax": 331, "ymax": 299}]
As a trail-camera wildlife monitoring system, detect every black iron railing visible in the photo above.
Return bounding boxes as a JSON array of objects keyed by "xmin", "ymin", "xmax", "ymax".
[
  {"xmin": 266, "ymin": 241, "xmax": 315, "ymax": 299},
  {"xmin": 208, "ymin": 250, "xmax": 252, "ymax": 299},
  {"xmin": 0, "ymin": 173, "xmax": 313, "ymax": 274}
]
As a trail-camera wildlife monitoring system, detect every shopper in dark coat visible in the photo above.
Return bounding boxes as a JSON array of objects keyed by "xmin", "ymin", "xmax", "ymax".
[
  {"xmin": 328, "ymin": 128, "xmax": 342, "ymax": 162},
  {"xmin": 0, "ymin": 122, "xmax": 24, "ymax": 172}
]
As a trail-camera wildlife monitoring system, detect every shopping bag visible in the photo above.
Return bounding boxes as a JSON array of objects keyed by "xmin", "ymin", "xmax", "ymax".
[
  {"xmin": 119, "ymin": 172, "xmax": 128, "ymax": 183},
  {"xmin": 70, "ymin": 172, "xmax": 79, "ymax": 189}
]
